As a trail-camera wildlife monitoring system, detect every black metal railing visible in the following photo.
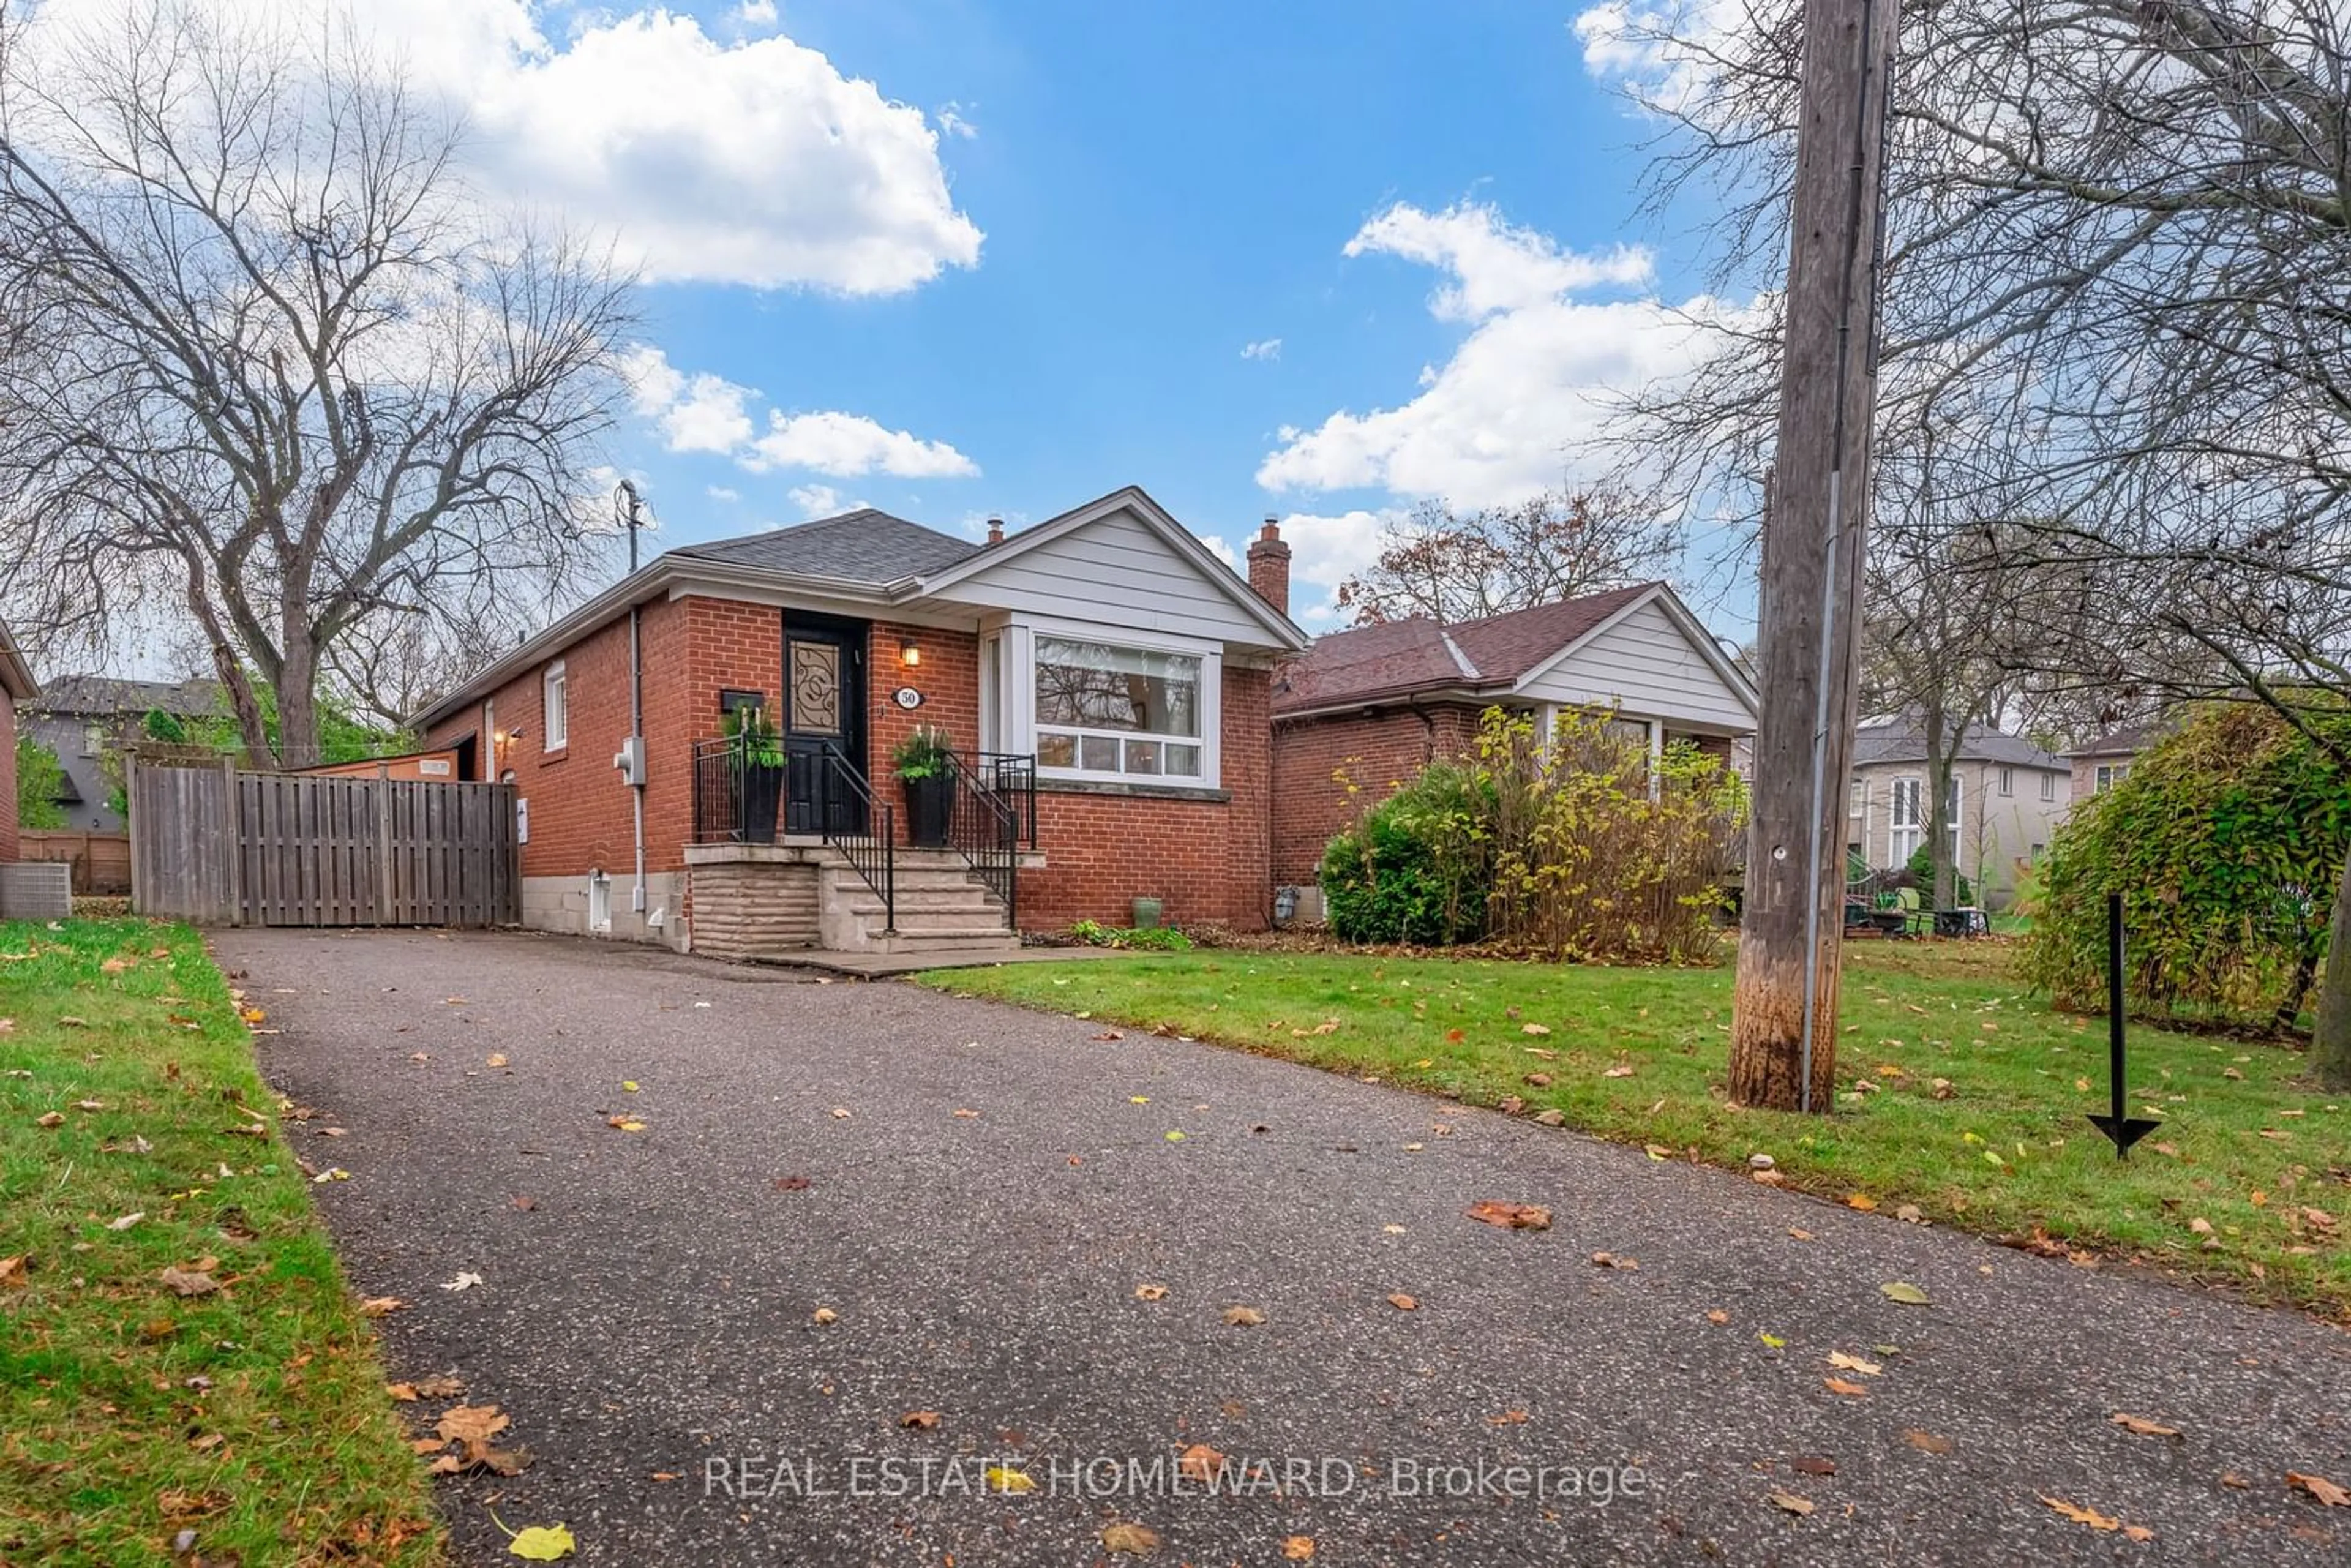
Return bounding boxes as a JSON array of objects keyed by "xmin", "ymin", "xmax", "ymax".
[
  {"xmin": 690, "ymin": 738, "xmax": 895, "ymax": 931},
  {"xmin": 934, "ymin": 749, "xmax": 1036, "ymax": 927},
  {"xmin": 817, "ymin": 742, "xmax": 894, "ymax": 932}
]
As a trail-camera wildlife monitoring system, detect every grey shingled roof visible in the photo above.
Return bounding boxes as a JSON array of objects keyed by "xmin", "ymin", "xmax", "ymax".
[
  {"xmin": 1853, "ymin": 715, "xmax": 2061, "ymax": 770},
  {"xmin": 672, "ymin": 509, "xmax": 981, "ymax": 585},
  {"xmin": 28, "ymin": 675, "xmax": 220, "ymax": 718}
]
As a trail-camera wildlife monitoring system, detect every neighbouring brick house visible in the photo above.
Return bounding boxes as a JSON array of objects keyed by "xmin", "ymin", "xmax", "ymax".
[
  {"xmin": 2064, "ymin": 719, "xmax": 2162, "ymax": 803},
  {"xmin": 0, "ymin": 618, "xmax": 38, "ymax": 863},
  {"xmin": 1267, "ymin": 582, "xmax": 1759, "ymax": 914},
  {"xmin": 414, "ymin": 487, "xmax": 1305, "ymax": 958}
]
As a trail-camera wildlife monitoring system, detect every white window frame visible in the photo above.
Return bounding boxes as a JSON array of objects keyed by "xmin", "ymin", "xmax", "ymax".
[
  {"xmin": 1889, "ymin": 776, "xmax": 1922, "ymax": 865},
  {"xmin": 996, "ymin": 617, "xmax": 1222, "ymax": 787},
  {"xmin": 1847, "ymin": 772, "xmax": 1865, "ymax": 819},
  {"xmin": 1944, "ymin": 773, "xmax": 1962, "ymax": 858},
  {"xmin": 542, "ymin": 661, "xmax": 568, "ymax": 751},
  {"xmin": 2095, "ymin": 762, "xmax": 2127, "ymax": 793},
  {"xmin": 1998, "ymin": 765, "xmax": 2014, "ymax": 797},
  {"xmin": 482, "ymin": 697, "xmax": 497, "ymax": 780},
  {"xmin": 2040, "ymin": 771, "xmax": 2056, "ymax": 801}
]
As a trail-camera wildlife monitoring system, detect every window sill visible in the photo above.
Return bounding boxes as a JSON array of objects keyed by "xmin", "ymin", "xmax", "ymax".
[
  {"xmin": 540, "ymin": 746, "xmax": 569, "ymax": 764},
  {"xmin": 1037, "ymin": 776, "xmax": 1230, "ymax": 803}
]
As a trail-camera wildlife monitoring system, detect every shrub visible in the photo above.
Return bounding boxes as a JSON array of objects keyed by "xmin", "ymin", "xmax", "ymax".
[
  {"xmin": 1317, "ymin": 709, "xmax": 1745, "ymax": 962},
  {"xmin": 1319, "ymin": 760, "xmax": 1494, "ymax": 945},
  {"xmin": 15, "ymin": 733, "xmax": 66, "ymax": 830},
  {"xmin": 1902, "ymin": 843, "xmax": 1973, "ymax": 907},
  {"xmin": 2020, "ymin": 702, "xmax": 2351, "ymax": 1029},
  {"xmin": 1482, "ymin": 709, "xmax": 1744, "ymax": 963}
]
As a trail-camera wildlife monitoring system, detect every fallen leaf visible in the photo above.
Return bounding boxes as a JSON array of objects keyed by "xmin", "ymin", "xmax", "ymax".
[
  {"xmin": 506, "ymin": 1523, "xmax": 576, "ymax": 1561},
  {"xmin": 486, "ymin": 1054, "xmax": 508, "ymax": 1068},
  {"xmin": 1465, "ymin": 1201, "xmax": 1552, "ymax": 1231},
  {"xmin": 2109, "ymin": 1412, "xmax": 2180, "ymax": 1439},
  {"xmin": 0, "ymin": 1255, "xmax": 28, "ymax": 1289},
  {"xmin": 1282, "ymin": 1537, "xmax": 1316, "ymax": 1561},
  {"xmin": 439, "ymin": 1272, "xmax": 485, "ymax": 1292},
  {"xmin": 1758, "ymin": 1332, "xmax": 1785, "ymax": 1349},
  {"xmin": 107, "ymin": 1212, "xmax": 144, "ymax": 1231},
  {"xmin": 984, "ymin": 1465, "xmax": 1035, "ymax": 1495},
  {"xmin": 36, "ymin": 1111, "xmax": 62, "ymax": 1128},
  {"xmin": 1827, "ymin": 1352, "xmax": 1882, "ymax": 1376},
  {"xmin": 811, "ymin": 1307, "xmax": 838, "ymax": 1325},
  {"xmin": 1768, "ymin": 1491, "xmax": 1815, "ymax": 1516},
  {"xmin": 1823, "ymin": 1377, "xmax": 1870, "ymax": 1398},
  {"xmin": 1589, "ymin": 1251, "xmax": 1638, "ymax": 1270},
  {"xmin": 2289, "ymin": 1471, "xmax": 2351, "ymax": 1507},
  {"xmin": 415, "ymin": 1374, "xmax": 466, "ymax": 1398},
  {"xmin": 1895, "ymin": 1205, "xmax": 1926, "ymax": 1225},
  {"xmin": 1880, "ymin": 1281, "xmax": 1932, "ymax": 1306},
  {"xmin": 1787, "ymin": 1227, "xmax": 1815, "ymax": 1242},
  {"xmin": 1603, "ymin": 1063, "xmax": 1635, "ymax": 1078},
  {"xmin": 1488, "ymin": 1409, "xmax": 1529, "ymax": 1425},
  {"xmin": 2039, "ymin": 1496, "xmax": 2121, "ymax": 1531},
  {"xmin": 900, "ymin": 1410, "xmax": 941, "ymax": 1430},
  {"xmin": 1521, "ymin": 1022, "xmax": 1551, "ymax": 1036},
  {"xmin": 435, "ymin": 1405, "xmax": 510, "ymax": 1446},
  {"xmin": 1134, "ymin": 1283, "xmax": 1169, "ymax": 1301},
  {"xmin": 159, "ymin": 1265, "xmax": 219, "ymax": 1297},
  {"xmin": 1223, "ymin": 1305, "xmax": 1265, "ymax": 1327},
  {"xmin": 1903, "ymin": 1430, "xmax": 1954, "ymax": 1455},
  {"xmin": 1845, "ymin": 1194, "xmax": 1878, "ymax": 1212},
  {"xmin": 1178, "ymin": 1443, "xmax": 1226, "ymax": 1483},
  {"xmin": 1101, "ymin": 1520, "xmax": 1160, "ymax": 1555},
  {"xmin": 1386, "ymin": 1292, "xmax": 1419, "ymax": 1311},
  {"xmin": 387, "ymin": 1382, "xmax": 420, "ymax": 1401},
  {"xmin": 829, "ymin": 1107, "xmax": 851, "ymax": 1119},
  {"xmin": 605, "ymin": 1116, "xmax": 645, "ymax": 1133},
  {"xmin": 1792, "ymin": 1455, "xmax": 1837, "ymax": 1477},
  {"xmin": 357, "ymin": 1296, "xmax": 406, "ymax": 1316},
  {"xmin": 1164, "ymin": 1130, "xmax": 1187, "ymax": 1142},
  {"xmin": 1706, "ymin": 1309, "xmax": 1730, "ymax": 1324}
]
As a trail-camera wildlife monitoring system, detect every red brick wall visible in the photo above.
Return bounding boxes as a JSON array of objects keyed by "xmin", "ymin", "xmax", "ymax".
[
  {"xmin": 871, "ymin": 621, "xmax": 979, "ymax": 845},
  {"xmin": 1269, "ymin": 702, "xmax": 1485, "ymax": 883},
  {"xmin": 426, "ymin": 598, "xmax": 1279, "ymax": 934},
  {"xmin": 0, "ymin": 694, "xmax": 18, "ymax": 863},
  {"xmin": 1019, "ymin": 664, "xmax": 1275, "ymax": 931}
]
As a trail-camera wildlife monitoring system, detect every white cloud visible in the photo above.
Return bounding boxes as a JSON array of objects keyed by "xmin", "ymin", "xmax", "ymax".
[
  {"xmin": 789, "ymin": 484, "xmax": 847, "ymax": 517},
  {"xmin": 623, "ymin": 344, "xmax": 978, "ymax": 481},
  {"xmin": 937, "ymin": 102, "xmax": 979, "ymax": 140},
  {"xmin": 732, "ymin": 0, "xmax": 779, "ymax": 28},
  {"xmin": 1258, "ymin": 200, "xmax": 1740, "ymax": 508},
  {"xmin": 1346, "ymin": 202, "xmax": 1652, "ymax": 323},
  {"xmin": 1199, "ymin": 509, "xmax": 1394, "ymax": 626},
  {"xmin": 707, "ymin": 485, "xmax": 741, "ymax": 503},
  {"xmin": 1242, "ymin": 338, "xmax": 1283, "ymax": 361},
  {"xmin": 27, "ymin": 0, "xmax": 983, "ymax": 295},
  {"xmin": 749, "ymin": 411, "xmax": 978, "ymax": 479}
]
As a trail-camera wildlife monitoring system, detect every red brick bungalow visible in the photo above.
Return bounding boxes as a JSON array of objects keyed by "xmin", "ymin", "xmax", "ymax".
[
  {"xmin": 1268, "ymin": 583, "xmax": 1758, "ymax": 917},
  {"xmin": 413, "ymin": 487, "xmax": 1305, "ymax": 958}
]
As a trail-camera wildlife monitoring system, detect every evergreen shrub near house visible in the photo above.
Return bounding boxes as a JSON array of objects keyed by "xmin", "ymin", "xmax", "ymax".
[
  {"xmin": 2020, "ymin": 702, "xmax": 2351, "ymax": 1030},
  {"xmin": 16, "ymin": 733, "xmax": 67, "ymax": 829},
  {"xmin": 1902, "ymin": 843, "xmax": 1973, "ymax": 907},
  {"xmin": 1319, "ymin": 708, "xmax": 1745, "ymax": 962}
]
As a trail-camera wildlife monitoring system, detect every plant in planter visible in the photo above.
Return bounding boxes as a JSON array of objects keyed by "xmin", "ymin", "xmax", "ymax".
[
  {"xmin": 893, "ymin": 725, "xmax": 956, "ymax": 847},
  {"xmin": 722, "ymin": 705, "xmax": 786, "ymax": 842}
]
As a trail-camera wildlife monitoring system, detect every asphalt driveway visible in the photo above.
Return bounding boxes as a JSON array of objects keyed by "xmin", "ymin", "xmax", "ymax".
[{"xmin": 220, "ymin": 928, "xmax": 2351, "ymax": 1566}]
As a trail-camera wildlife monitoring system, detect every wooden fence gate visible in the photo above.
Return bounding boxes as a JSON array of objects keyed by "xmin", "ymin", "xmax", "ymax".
[{"xmin": 128, "ymin": 756, "xmax": 520, "ymax": 928}]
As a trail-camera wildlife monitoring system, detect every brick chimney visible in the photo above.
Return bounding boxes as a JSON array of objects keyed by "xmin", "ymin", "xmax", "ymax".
[
  {"xmin": 1246, "ymin": 516, "xmax": 1291, "ymax": 617},
  {"xmin": 985, "ymin": 516, "xmax": 1005, "ymax": 546}
]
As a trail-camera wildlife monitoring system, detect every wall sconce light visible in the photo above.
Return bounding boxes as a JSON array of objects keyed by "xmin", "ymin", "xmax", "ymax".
[{"xmin": 901, "ymin": 642, "xmax": 922, "ymax": 669}]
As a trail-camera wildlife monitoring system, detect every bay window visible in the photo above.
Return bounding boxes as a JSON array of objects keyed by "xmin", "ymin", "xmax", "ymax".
[{"xmin": 1033, "ymin": 636, "xmax": 1204, "ymax": 780}]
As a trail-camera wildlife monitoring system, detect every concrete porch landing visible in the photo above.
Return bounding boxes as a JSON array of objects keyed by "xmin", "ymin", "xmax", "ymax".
[
  {"xmin": 735, "ymin": 943, "xmax": 1161, "ymax": 978},
  {"xmin": 685, "ymin": 840, "xmax": 1042, "ymax": 962}
]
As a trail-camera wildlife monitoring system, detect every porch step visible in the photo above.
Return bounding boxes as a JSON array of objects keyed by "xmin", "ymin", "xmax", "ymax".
[{"xmin": 868, "ymin": 928, "xmax": 1023, "ymax": 956}]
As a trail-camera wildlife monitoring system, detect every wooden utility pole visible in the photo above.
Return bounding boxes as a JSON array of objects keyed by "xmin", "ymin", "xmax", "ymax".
[{"xmin": 1729, "ymin": 0, "xmax": 1900, "ymax": 1111}]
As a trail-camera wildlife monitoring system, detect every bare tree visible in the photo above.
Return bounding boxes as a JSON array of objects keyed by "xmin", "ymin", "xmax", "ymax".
[
  {"xmin": 1592, "ymin": 0, "xmax": 2351, "ymax": 1084},
  {"xmin": 1335, "ymin": 487, "xmax": 1682, "ymax": 625},
  {"xmin": 0, "ymin": 1, "xmax": 632, "ymax": 767}
]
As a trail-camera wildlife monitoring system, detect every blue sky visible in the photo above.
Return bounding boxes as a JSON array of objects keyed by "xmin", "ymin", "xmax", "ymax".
[
  {"xmin": 32, "ymin": 0, "xmax": 1748, "ymax": 635},
  {"xmin": 574, "ymin": 1, "xmax": 1750, "ymax": 630}
]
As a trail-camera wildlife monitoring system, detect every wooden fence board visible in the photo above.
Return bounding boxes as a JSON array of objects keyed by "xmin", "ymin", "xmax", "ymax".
[{"xmin": 130, "ymin": 760, "xmax": 518, "ymax": 928}]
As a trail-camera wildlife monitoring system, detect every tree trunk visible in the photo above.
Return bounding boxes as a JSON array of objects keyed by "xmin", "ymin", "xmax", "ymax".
[
  {"xmin": 1922, "ymin": 699, "xmax": 1954, "ymax": 909},
  {"xmin": 2313, "ymin": 842, "xmax": 2351, "ymax": 1090},
  {"xmin": 1727, "ymin": 0, "xmax": 1899, "ymax": 1112},
  {"xmin": 277, "ymin": 631, "xmax": 321, "ymax": 771}
]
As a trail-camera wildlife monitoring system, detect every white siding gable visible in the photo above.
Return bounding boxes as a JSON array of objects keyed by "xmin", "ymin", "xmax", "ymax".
[
  {"xmin": 923, "ymin": 505, "xmax": 1275, "ymax": 646},
  {"xmin": 1515, "ymin": 596, "xmax": 1753, "ymax": 730}
]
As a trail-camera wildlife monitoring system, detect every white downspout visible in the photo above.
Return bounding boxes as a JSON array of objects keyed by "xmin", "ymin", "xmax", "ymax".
[{"xmin": 630, "ymin": 604, "xmax": 646, "ymax": 916}]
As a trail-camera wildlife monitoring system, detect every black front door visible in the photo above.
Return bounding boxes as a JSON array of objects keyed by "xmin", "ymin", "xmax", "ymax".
[{"xmin": 781, "ymin": 613, "xmax": 869, "ymax": 836}]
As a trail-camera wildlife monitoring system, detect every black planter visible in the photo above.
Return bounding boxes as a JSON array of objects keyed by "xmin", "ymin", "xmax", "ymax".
[
  {"xmin": 903, "ymin": 774, "xmax": 953, "ymax": 847},
  {"xmin": 738, "ymin": 761, "xmax": 785, "ymax": 843}
]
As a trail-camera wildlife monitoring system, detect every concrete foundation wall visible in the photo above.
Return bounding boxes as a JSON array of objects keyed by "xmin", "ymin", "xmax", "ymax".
[
  {"xmin": 686, "ymin": 859, "xmax": 822, "ymax": 960},
  {"xmin": 517, "ymin": 871, "xmax": 689, "ymax": 951}
]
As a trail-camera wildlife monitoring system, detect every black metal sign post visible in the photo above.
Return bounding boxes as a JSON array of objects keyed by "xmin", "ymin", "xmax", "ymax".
[{"xmin": 2088, "ymin": 892, "xmax": 2160, "ymax": 1157}]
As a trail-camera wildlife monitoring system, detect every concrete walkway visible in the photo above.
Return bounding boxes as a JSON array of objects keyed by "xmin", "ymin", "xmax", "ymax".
[{"xmin": 222, "ymin": 928, "xmax": 2351, "ymax": 1566}]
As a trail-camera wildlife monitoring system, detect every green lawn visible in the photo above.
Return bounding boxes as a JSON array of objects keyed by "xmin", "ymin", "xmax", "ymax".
[
  {"xmin": 0, "ymin": 920, "xmax": 443, "ymax": 1566},
  {"xmin": 921, "ymin": 938, "xmax": 2351, "ymax": 1319}
]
